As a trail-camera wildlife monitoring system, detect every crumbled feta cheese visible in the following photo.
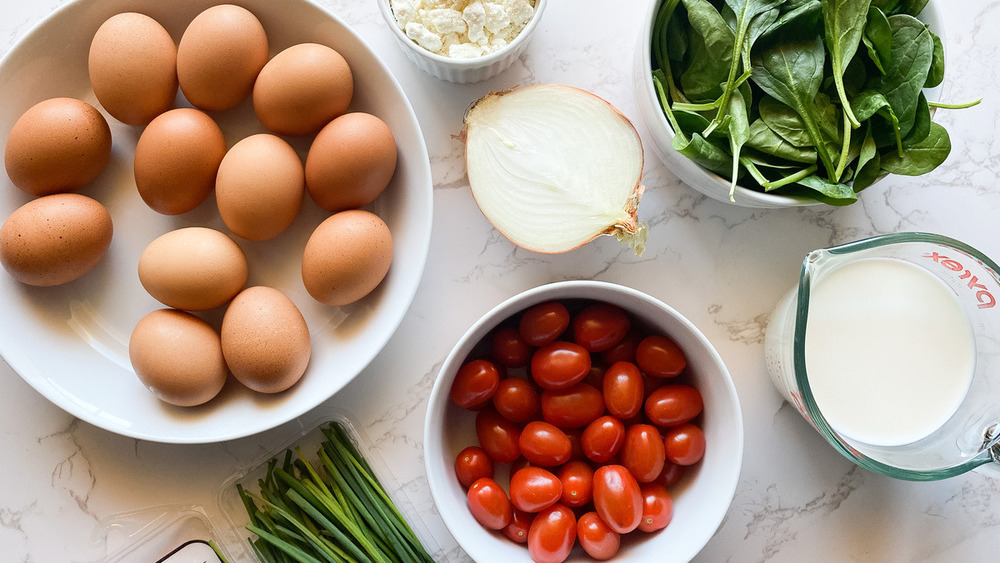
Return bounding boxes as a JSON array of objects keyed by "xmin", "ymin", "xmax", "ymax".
[
  {"xmin": 392, "ymin": 0, "xmax": 420, "ymax": 29},
  {"xmin": 463, "ymin": 1, "xmax": 487, "ymax": 44},
  {"xmin": 506, "ymin": 0, "xmax": 533, "ymax": 27},
  {"xmin": 449, "ymin": 43, "xmax": 485, "ymax": 58},
  {"xmin": 405, "ymin": 22, "xmax": 443, "ymax": 53},
  {"xmin": 427, "ymin": 8, "xmax": 466, "ymax": 35},
  {"xmin": 390, "ymin": 0, "xmax": 535, "ymax": 58},
  {"xmin": 484, "ymin": 2, "xmax": 511, "ymax": 34}
]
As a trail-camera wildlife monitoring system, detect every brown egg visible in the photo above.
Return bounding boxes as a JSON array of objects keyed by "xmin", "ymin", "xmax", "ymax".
[
  {"xmin": 177, "ymin": 5, "xmax": 269, "ymax": 111},
  {"xmin": 134, "ymin": 108, "xmax": 227, "ymax": 215},
  {"xmin": 4, "ymin": 98, "xmax": 112, "ymax": 196},
  {"xmin": 0, "ymin": 193, "xmax": 113, "ymax": 286},
  {"xmin": 253, "ymin": 43, "xmax": 353, "ymax": 136},
  {"xmin": 221, "ymin": 286, "xmax": 310, "ymax": 393},
  {"xmin": 129, "ymin": 308, "xmax": 228, "ymax": 407},
  {"xmin": 215, "ymin": 134, "xmax": 304, "ymax": 241},
  {"xmin": 301, "ymin": 209, "xmax": 393, "ymax": 306},
  {"xmin": 305, "ymin": 112, "xmax": 397, "ymax": 212},
  {"xmin": 88, "ymin": 12, "xmax": 177, "ymax": 126},
  {"xmin": 138, "ymin": 227, "xmax": 248, "ymax": 311}
]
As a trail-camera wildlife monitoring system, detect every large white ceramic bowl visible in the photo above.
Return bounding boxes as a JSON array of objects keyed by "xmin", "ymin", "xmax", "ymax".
[
  {"xmin": 377, "ymin": 0, "xmax": 547, "ymax": 83},
  {"xmin": 0, "ymin": 0, "xmax": 433, "ymax": 443},
  {"xmin": 424, "ymin": 280, "xmax": 744, "ymax": 562},
  {"xmin": 633, "ymin": 0, "xmax": 945, "ymax": 208}
]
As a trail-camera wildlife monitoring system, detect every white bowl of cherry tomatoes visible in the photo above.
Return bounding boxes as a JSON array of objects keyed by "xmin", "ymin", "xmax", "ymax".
[{"xmin": 424, "ymin": 280, "xmax": 744, "ymax": 562}]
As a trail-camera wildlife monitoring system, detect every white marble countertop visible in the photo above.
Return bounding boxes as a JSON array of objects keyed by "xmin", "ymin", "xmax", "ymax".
[{"xmin": 3, "ymin": 0, "xmax": 1000, "ymax": 561}]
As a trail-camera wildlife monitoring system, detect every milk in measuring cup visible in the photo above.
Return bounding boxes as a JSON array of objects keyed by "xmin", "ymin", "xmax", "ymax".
[{"xmin": 804, "ymin": 257, "xmax": 976, "ymax": 447}]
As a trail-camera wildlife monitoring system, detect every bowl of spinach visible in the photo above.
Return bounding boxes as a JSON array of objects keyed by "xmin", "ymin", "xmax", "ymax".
[{"xmin": 633, "ymin": 0, "xmax": 973, "ymax": 208}]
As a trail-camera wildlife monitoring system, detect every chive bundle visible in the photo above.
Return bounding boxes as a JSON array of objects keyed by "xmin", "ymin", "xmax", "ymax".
[{"xmin": 237, "ymin": 422, "xmax": 434, "ymax": 563}]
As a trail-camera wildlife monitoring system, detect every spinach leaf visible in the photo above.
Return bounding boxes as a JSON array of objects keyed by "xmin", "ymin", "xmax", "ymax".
[
  {"xmin": 672, "ymin": 132, "xmax": 734, "ymax": 177},
  {"xmin": 821, "ymin": 0, "xmax": 873, "ymax": 128},
  {"xmin": 868, "ymin": 14, "xmax": 933, "ymax": 137},
  {"xmin": 794, "ymin": 174, "xmax": 858, "ymax": 204},
  {"xmin": 880, "ymin": 121, "xmax": 950, "ymax": 175},
  {"xmin": 726, "ymin": 88, "xmax": 751, "ymax": 201},
  {"xmin": 746, "ymin": 119, "xmax": 820, "ymax": 163},
  {"xmin": 901, "ymin": 92, "xmax": 930, "ymax": 148},
  {"xmin": 863, "ymin": 5, "xmax": 892, "ymax": 74},
  {"xmin": 894, "ymin": 0, "xmax": 928, "ymax": 16},
  {"xmin": 703, "ymin": 0, "xmax": 782, "ymax": 135},
  {"xmin": 759, "ymin": 94, "xmax": 840, "ymax": 149},
  {"xmin": 680, "ymin": 0, "xmax": 736, "ymax": 101},
  {"xmin": 674, "ymin": 108, "xmax": 713, "ymax": 137},
  {"xmin": 871, "ymin": 0, "xmax": 901, "ymax": 13},
  {"xmin": 751, "ymin": 36, "xmax": 839, "ymax": 179},
  {"xmin": 924, "ymin": 31, "xmax": 944, "ymax": 88},
  {"xmin": 762, "ymin": 0, "xmax": 822, "ymax": 39}
]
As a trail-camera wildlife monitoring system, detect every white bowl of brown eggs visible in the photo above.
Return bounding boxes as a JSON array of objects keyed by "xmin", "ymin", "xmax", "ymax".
[{"xmin": 0, "ymin": 0, "xmax": 433, "ymax": 443}]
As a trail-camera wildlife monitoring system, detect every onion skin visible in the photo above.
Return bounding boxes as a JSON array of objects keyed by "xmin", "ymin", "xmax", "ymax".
[{"xmin": 463, "ymin": 84, "xmax": 647, "ymax": 255}]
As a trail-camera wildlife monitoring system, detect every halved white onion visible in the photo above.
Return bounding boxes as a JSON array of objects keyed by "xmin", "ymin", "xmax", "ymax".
[{"xmin": 463, "ymin": 84, "xmax": 647, "ymax": 254}]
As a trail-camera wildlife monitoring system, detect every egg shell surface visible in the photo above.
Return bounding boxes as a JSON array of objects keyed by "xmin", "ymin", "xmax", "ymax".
[
  {"xmin": 177, "ymin": 4, "xmax": 269, "ymax": 111},
  {"xmin": 0, "ymin": 193, "xmax": 113, "ymax": 287},
  {"xmin": 134, "ymin": 108, "xmax": 227, "ymax": 215},
  {"xmin": 138, "ymin": 226, "xmax": 248, "ymax": 311},
  {"xmin": 88, "ymin": 12, "xmax": 178, "ymax": 126},
  {"xmin": 305, "ymin": 112, "xmax": 397, "ymax": 212},
  {"xmin": 253, "ymin": 42, "xmax": 354, "ymax": 136},
  {"xmin": 215, "ymin": 133, "xmax": 305, "ymax": 241},
  {"xmin": 129, "ymin": 308, "xmax": 229, "ymax": 407},
  {"xmin": 302, "ymin": 209, "xmax": 393, "ymax": 306},
  {"xmin": 3, "ymin": 97, "xmax": 112, "ymax": 196},
  {"xmin": 221, "ymin": 286, "xmax": 311, "ymax": 394}
]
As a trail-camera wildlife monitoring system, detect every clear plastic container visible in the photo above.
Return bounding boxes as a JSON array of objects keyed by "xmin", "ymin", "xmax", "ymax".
[{"xmin": 92, "ymin": 409, "xmax": 445, "ymax": 562}]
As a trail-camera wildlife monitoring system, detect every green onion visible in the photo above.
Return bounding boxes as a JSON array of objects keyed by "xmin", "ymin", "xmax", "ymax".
[{"xmin": 237, "ymin": 421, "xmax": 434, "ymax": 563}]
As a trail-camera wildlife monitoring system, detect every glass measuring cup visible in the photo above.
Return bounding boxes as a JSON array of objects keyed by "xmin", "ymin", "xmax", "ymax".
[{"xmin": 764, "ymin": 232, "xmax": 1000, "ymax": 480}]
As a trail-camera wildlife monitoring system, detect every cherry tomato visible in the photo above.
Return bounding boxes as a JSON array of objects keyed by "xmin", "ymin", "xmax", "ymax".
[
  {"xmin": 572, "ymin": 303, "xmax": 631, "ymax": 352},
  {"xmin": 664, "ymin": 423, "xmax": 706, "ymax": 466},
  {"xmin": 576, "ymin": 511, "xmax": 620, "ymax": 560},
  {"xmin": 509, "ymin": 466, "xmax": 563, "ymax": 513},
  {"xmin": 491, "ymin": 325, "xmax": 532, "ymax": 368},
  {"xmin": 592, "ymin": 465, "xmax": 643, "ymax": 534},
  {"xmin": 493, "ymin": 377, "xmax": 540, "ymax": 423},
  {"xmin": 503, "ymin": 507, "xmax": 535, "ymax": 544},
  {"xmin": 621, "ymin": 424, "xmax": 665, "ymax": 483},
  {"xmin": 637, "ymin": 482, "xmax": 673, "ymax": 532},
  {"xmin": 603, "ymin": 361, "xmax": 644, "ymax": 419},
  {"xmin": 454, "ymin": 446, "xmax": 493, "ymax": 489},
  {"xmin": 519, "ymin": 421, "xmax": 572, "ymax": 466},
  {"xmin": 635, "ymin": 334, "xmax": 687, "ymax": 378},
  {"xmin": 467, "ymin": 477, "xmax": 512, "ymax": 530},
  {"xmin": 645, "ymin": 384, "xmax": 703, "ymax": 427},
  {"xmin": 557, "ymin": 460, "xmax": 594, "ymax": 508},
  {"xmin": 475, "ymin": 407, "xmax": 521, "ymax": 463},
  {"xmin": 450, "ymin": 359, "xmax": 501, "ymax": 409},
  {"xmin": 599, "ymin": 329, "xmax": 643, "ymax": 365},
  {"xmin": 656, "ymin": 459, "xmax": 686, "ymax": 488},
  {"xmin": 519, "ymin": 301, "xmax": 570, "ymax": 346},
  {"xmin": 531, "ymin": 341, "xmax": 591, "ymax": 390},
  {"xmin": 527, "ymin": 504, "xmax": 577, "ymax": 563},
  {"xmin": 541, "ymin": 383, "xmax": 605, "ymax": 428},
  {"xmin": 581, "ymin": 415, "xmax": 625, "ymax": 464}
]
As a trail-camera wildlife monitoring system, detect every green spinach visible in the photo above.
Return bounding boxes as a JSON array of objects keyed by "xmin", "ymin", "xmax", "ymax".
[
  {"xmin": 822, "ymin": 0, "xmax": 873, "ymax": 127},
  {"xmin": 649, "ymin": 0, "xmax": 974, "ymax": 205}
]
